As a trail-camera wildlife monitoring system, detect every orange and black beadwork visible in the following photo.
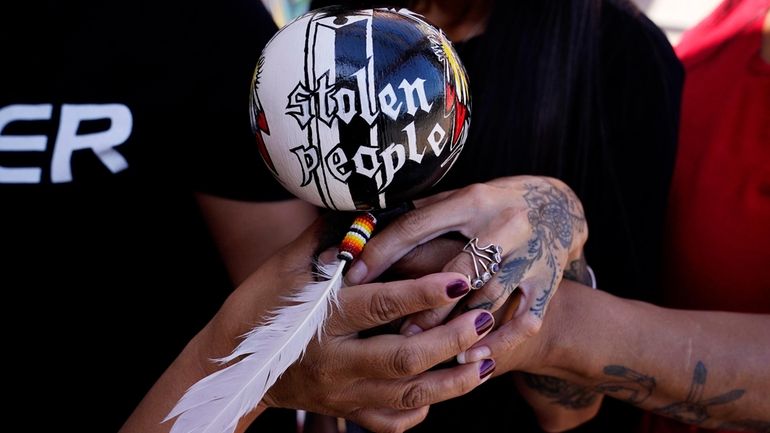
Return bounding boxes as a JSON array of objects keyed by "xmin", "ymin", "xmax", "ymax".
[{"xmin": 338, "ymin": 213, "xmax": 377, "ymax": 262}]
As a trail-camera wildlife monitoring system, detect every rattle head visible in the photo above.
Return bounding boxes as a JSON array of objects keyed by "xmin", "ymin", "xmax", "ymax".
[{"xmin": 251, "ymin": 7, "xmax": 471, "ymax": 210}]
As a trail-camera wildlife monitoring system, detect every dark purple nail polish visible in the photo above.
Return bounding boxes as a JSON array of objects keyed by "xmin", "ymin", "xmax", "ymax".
[
  {"xmin": 479, "ymin": 359, "xmax": 496, "ymax": 379},
  {"xmin": 475, "ymin": 311, "xmax": 494, "ymax": 335},
  {"xmin": 446, "ymin": 279, "xmax": 470, "ymax": 298}
]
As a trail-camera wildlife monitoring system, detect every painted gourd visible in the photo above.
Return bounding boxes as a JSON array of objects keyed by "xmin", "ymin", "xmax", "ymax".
[{"xmin": 251, "ymin": 7, "xmax": 471, "ymax": 210}]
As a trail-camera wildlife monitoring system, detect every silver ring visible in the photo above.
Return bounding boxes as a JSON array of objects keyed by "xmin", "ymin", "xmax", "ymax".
[{"xmin": 463, "ymin": 237, "xmax": 503, "ymax": 289}]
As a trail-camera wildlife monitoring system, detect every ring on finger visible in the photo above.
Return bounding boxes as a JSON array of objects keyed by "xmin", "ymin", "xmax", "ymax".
[{"xmin": 463, "ymin": 237, "xmax": 503, "ymax": 290}]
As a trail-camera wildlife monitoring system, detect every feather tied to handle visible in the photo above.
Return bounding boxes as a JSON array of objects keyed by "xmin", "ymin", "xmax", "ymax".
[{"xmin": 165, "ymin": 213, "xmax": 377, "ymax": 433}]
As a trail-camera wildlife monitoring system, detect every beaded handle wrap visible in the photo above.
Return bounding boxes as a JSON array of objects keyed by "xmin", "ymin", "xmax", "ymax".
[{"xmin": 337, "ymin": 212, "xmax": 377, "ymax": 262}]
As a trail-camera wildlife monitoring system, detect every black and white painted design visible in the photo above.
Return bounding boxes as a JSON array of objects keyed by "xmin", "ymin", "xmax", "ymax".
[{"xmin": 251, "ymin": 7, "xmax": 471, "ymax": 210}]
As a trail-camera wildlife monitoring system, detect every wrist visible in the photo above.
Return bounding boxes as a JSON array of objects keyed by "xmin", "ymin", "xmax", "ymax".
[
  {"xmin": 540, "ymin": 282, "xmax": 638, "ymax": 387},
  {"xmin": 530, "ymin": 282, "xmax": 597, "ymax": 379}
]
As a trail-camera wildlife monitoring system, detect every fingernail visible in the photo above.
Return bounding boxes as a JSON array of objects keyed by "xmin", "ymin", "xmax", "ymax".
[
  {"xmin": 345, "ymin": 260, "xmax": 367, "ymax": 285},
  {"xmin": 457, "ymin": 346, "xmax": 492, "ymax": 364},
  {"xmin": 446, "ymin": 279, "xmax": 470, "ymax": 298},
  {"xmin": 402, "ymin": 323, "xmax": 424, "ymax": 337},
  {"xmin": 479, "ymin": 359, "xmax": 496, "ymax": 380},
  {"xmin": 474, "ymin": 311, "xmax": 494, "ymax": 335}
]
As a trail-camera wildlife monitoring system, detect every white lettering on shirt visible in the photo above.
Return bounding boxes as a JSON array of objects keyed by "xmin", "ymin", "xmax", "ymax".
[{"xmin": 0, "ymin": 103, "xmax": 133, "ymax": 184}]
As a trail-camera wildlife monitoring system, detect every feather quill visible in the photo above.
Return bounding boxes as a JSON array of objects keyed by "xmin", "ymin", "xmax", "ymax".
[{"xmin": 164, "ymin": 259, "xmax": 344, "ymax": 433}]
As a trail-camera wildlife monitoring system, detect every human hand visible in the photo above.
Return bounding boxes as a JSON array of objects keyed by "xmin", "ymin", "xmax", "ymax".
[
  {"xmin": 457, "ymin": 283, "xmax": 602, "ymax": 432},
  {"xmin": 202, "ymin": 218, "xmax": 496, "ymax": 433},
  {"xmin": 262, "ymin": 273, "xmax": 496, "ymax": 432},
  {"xmin": 345, "ymin": 176, "xmax": 587, "ymax": 335}
]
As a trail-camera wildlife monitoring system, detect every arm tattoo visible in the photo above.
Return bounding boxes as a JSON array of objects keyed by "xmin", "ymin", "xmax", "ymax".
[
  {"xmin": 593, "ymin": 361, "xmax": 764, "ymax": 429},
  {"xmin": 523, "ymin": 361, "xmax": 767, "ymax": 429},
  {"xmin": 654, "ymin": 361, "xmax": 745, "ymax": 426},
  {"xmin": 595, "ymin": 365, "xmax": 656, "ymax": 404},
  {"xmin": 522, "ymin": 373, "xmax": 599, "ymax": 410}
]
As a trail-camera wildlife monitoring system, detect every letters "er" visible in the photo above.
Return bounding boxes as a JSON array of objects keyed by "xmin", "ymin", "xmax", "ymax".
[{"xmin": 0, "ymin": 104, "xmax": 132, "ymax": 183}]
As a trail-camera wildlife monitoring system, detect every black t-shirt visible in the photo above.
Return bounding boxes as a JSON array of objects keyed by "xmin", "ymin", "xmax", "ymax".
[{"xmin": 0, "ymin": 1, "xmax": 291, "ymax": 430}]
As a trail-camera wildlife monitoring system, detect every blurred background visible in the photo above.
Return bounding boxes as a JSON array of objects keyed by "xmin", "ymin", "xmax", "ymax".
[
  {"xmin": 633, "ymin": 0, "xmax": 723, "ymax": 43},
  {"xmin": 259, "ymin": 0, "xmax": 724, "ymax": 45}
]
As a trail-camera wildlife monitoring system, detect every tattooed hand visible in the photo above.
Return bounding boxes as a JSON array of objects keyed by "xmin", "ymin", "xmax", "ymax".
[{"xmin": 343, "ymin": 175, "xmax": 587, "ymax": 334}]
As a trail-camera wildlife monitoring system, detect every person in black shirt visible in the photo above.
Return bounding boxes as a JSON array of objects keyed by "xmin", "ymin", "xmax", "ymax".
[
  {"xmin": 2, "ymin": 3, "xmax": 492, "ymax": 432},
  {"xmin": 0, "ymin": 1, "xmax": 314, "ymax": 430},
  {"xmin": 113, "ymin": 3, "xmax": 768, "ymax": 432},
  {"xmin": 290, "ymin": 0, "xmax": 683, "ymax": 431},
  {"xmin": 0, "ymin": 0, "xmax": 683, "ymax": 432}
]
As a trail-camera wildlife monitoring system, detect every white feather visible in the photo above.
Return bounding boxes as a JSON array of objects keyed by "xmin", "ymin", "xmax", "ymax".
[{"xmin": 165, "ymin": 259, "xmax": 344, "ymax": 433}]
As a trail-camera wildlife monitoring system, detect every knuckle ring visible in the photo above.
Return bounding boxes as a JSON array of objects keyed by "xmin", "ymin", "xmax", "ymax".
[{"xmin": 463, "ymin": 237, "xmax": 503, "ymax": 290}]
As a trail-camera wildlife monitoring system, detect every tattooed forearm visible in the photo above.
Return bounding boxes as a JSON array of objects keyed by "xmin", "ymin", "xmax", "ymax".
[
  {"xmin": 654, "ymin": 361, "xmax": 745, "ymax": 426},
  {"xmin": 523, "ymin": 361, "xmax": 764, "ymax": 428},
  {"xmin": 522, "ymin": 373, "xmax": 600, "ymax": 410},
  {"xmin": 591, "ymin": 361, "xmax": 765, "ymax": 430},
  {"xmin": 595, "ymin": 365, "xmax": 656, "ymax": 404}
]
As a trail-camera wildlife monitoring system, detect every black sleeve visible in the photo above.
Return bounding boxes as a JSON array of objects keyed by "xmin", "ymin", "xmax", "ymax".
[
  {"xmin": 187, "ymin": 0, "xmax": 293, "ymax": 202},
  {"xmin": 585, "ymin": 3, "xmax": 683, "ymax": 303}
]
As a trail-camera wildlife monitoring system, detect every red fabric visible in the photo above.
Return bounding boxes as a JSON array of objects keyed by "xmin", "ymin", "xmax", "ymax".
[
  {"xmin": 652, "ymin": 1, "xmax": 769, "ymax": 432},
  {"xmin": 664, "ymin": 0, "xmax": 770, "ymax": 314}
]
